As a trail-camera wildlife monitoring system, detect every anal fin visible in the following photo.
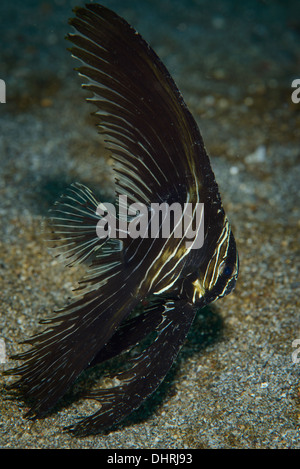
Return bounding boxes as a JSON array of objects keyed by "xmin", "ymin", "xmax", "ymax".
[{"xmin": 67, "ymin": 300, "xmax": 196, "ymax": 435}]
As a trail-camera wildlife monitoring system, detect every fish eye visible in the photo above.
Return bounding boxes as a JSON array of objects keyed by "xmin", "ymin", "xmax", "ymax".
[{"xmin": 223, "ymin": 266, "xmax": 233, "ymax": 277}]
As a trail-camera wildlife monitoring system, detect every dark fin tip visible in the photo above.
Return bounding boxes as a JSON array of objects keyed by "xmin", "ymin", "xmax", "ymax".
[{"xmin": 72, "ymin": 6, "xmax": 82, "ymax": 15}]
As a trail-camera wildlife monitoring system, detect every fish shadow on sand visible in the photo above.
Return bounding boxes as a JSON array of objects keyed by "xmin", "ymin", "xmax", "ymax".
[
  {"xmin": 31, "ymin": 304, "xmax": 223, "ymax": 435},
  {"xmin": 118, "ymin": 305, "xmax": 224, "ymax": 431},
  {"xmin": 28, "ymin": 175, "xmax": 110, "ymax": 218}
]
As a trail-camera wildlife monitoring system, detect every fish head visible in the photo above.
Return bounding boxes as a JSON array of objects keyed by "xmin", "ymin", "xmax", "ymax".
[{"xmin": 189, "ymin": 220, "xmax": 239, "ymax": 306}]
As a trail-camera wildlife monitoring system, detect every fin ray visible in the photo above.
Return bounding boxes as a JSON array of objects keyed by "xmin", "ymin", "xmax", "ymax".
[
  {"xmin": 67, "ymin": 300, "xmax": 196, "ymax": 435},
  {"xmin": 67, "ymin": 4, "xmax": 217, "ymax": 207},
  {"xmin": 5, "ymin": 270, "xmax": 141, "ymax": 418},
  {"xmin": 47, "ymin": 182, "xmax": 108, "ymax": 267}
]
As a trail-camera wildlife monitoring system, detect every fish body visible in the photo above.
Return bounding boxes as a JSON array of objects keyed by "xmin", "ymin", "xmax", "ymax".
[{"xmin": 5, "ymin": 3, "xmax": 238, "ymax": 435}]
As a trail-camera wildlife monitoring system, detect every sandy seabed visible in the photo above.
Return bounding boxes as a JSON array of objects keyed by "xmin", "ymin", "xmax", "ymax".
[{"xmin": 0, "ymin": 0, "xmax": 299, "ymax": 449}]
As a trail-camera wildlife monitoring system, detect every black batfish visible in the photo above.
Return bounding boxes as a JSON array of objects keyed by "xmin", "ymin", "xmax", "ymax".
[{"xmin": 5, "ymin": 3, "xmax": 239, "ymax": 435}]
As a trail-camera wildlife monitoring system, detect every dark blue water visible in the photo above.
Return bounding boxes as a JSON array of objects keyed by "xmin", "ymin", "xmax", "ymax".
[{"xmin": 1, "ymin": 0, "xmax": 299, "ymax": 96}]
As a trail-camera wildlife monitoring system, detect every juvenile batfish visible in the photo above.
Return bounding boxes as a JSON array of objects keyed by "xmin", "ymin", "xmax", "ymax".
[{"xmin": 5, "ymin": 3, "xmax": 239, "ymax": 435}]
